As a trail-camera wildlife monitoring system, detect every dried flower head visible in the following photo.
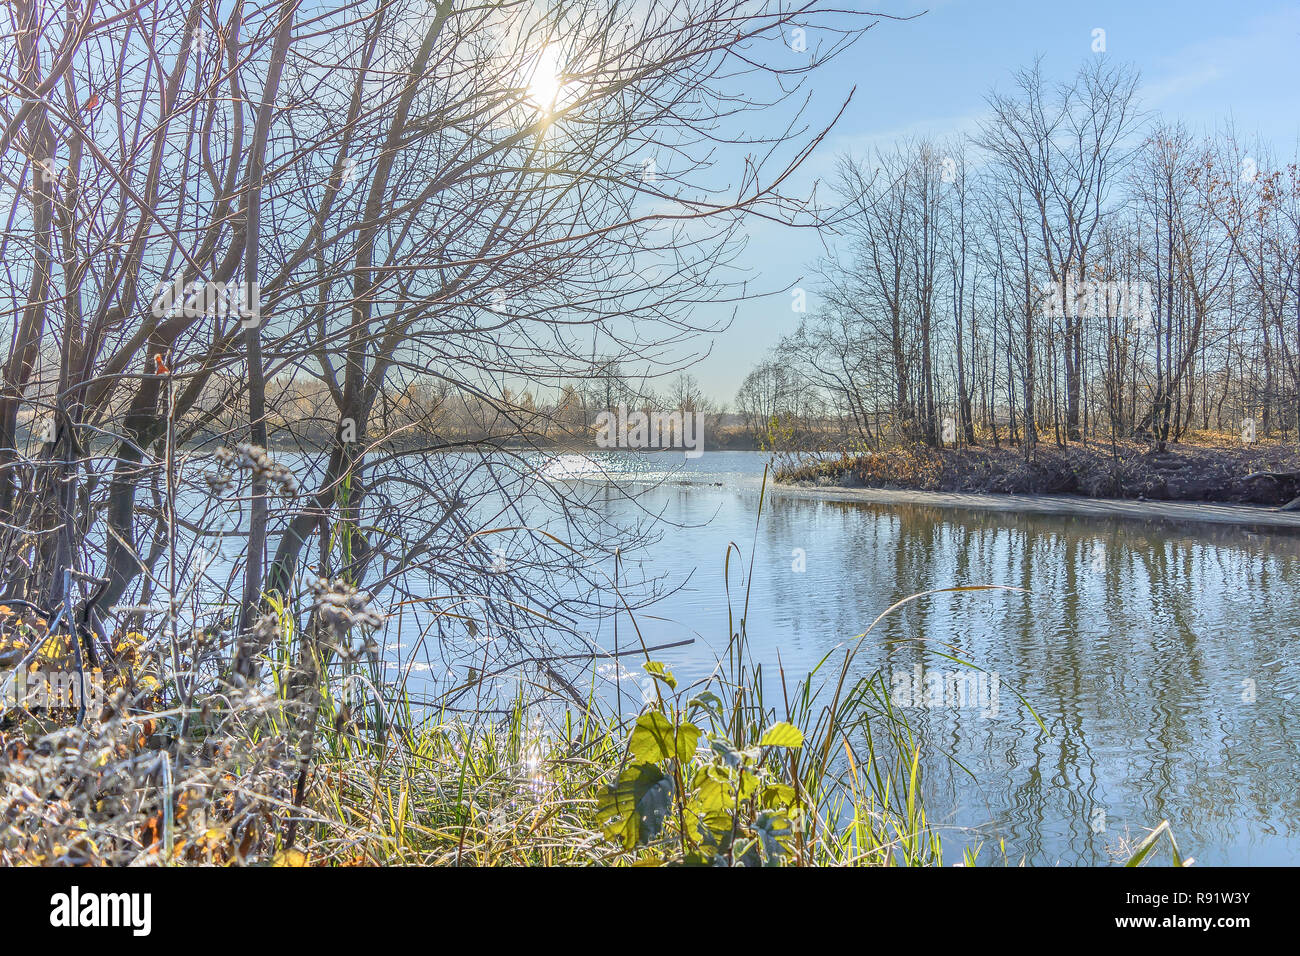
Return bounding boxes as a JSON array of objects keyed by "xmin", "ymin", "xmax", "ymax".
[
  {"xmin": 309, "ymin": 577, "xmax": 384, "ymax": 645},
  {"xmin": 208, "ymin": 443, "xmax": 298, "ymax": 496}
]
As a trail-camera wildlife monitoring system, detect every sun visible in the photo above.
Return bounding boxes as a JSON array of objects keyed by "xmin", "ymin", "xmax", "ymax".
[{"xmin": 525, "ymin": 44, "xmax": 564, "ymax": 111}]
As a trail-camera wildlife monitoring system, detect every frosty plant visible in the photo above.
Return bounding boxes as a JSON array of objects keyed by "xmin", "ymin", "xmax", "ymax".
[{"xmin": 210, "ymin": 444, "xmax": 299, "ymax": 497}]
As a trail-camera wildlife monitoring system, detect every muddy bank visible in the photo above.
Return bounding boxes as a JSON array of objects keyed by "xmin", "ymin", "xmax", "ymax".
[{"xmin": 777, "ymin": 441, "xmax": 1300, "ymax": 507}]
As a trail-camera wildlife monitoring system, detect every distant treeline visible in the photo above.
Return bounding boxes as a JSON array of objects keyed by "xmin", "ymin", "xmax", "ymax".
[{"xmin": 733, "ymin": 59, "xmax": 1300, "ymax": 455}]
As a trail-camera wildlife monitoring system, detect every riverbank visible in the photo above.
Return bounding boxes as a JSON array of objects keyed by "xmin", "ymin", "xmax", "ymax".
[
  {"xmin": 767, "ymin": 483, "xmax": 1300, "ymax": 531},
  {"xmin": 0, "ymin": 588, "xmax": 939, "ymax": 867},
  {"xmin": 776, "ymin": 440, "xmax": 1300, "ymax": 511}
]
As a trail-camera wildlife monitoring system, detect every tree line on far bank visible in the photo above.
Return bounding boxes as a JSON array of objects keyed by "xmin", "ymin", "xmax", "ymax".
[{"xmin": 735, "ymin": 58, "xmax": 1300, "ymax": 458}]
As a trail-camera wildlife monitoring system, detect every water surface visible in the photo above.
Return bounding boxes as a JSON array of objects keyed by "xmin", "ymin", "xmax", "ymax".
[
  {"xmin": 528, "ymin": 449, "xmax": 1300, "ymax": 866},
  {"xmin": 181, "ymin": 446, "xmax": 1298, "ymax": 864}
]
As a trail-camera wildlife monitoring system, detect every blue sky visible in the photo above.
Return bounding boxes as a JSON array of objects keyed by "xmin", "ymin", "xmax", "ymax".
[{"xmin": 690, "ymin": 0, "xmax": 1300, "ymax": 403}]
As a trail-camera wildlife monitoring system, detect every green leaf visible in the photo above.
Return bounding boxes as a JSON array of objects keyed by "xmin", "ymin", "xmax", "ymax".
[
  {"xmin": 692, "ymin": 765, "xmax": 734, "ymax": 813},
  {"xmin": 759, "ymin": 721, "xmax": 804, "ymax": 749},
  {"xmin": 709, "ymin": 736, "xmax": 743, "ymax": 768},
  {"xmin": 1125, "ymin": 820, "xmax": 1188, "ymax": 867},
  {"xmin": 683, "ymin": 799, "xmax": 734, "ymax": 844},
  {"xmin": 754, "ymin": 809, "xmax": 794, "ymax": 865},
  {"xmin": 674, "ymin": 719, "xmax": 702, "ymax": 761},
  {"xmin": 735, "ymin": 764, "xmax": 760, "ymax": 801},
  {"xmin": 642, "ymin": 660, "xmax": 677, "ymax": 690},
  {"xmin": 687, "ymin": 691, "xmax": 724, "ymax": 719},
  {"xmin": 732, "ymin": 837, "xmax": 760, "ymax": 867},
  {"xmin": 597, "ymin": 763, "xmax": 673, "ymax": 849},
  {"xmin": 759, "ymin": 783, "xmax": 798, "ymax": 810},
  {"xmin": 629, "ymin": 712, "xmax": 674, "ymax": 762},
  {"xmin": 629, "ymin": 712, "xmax": 701, "ymax": 763}
]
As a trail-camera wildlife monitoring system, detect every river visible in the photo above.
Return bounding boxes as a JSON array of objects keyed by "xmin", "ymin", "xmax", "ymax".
[
  {"xmin": 186, "ymin": 446, "xmax": 1300, "ymax": 865},
  {"xmin": 512, "ymin": 448, "xmax": 1300, "ymax": 866}
]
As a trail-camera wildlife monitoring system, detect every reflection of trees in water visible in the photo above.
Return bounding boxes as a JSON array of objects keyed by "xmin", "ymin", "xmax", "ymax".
[{"xmin": 758, "ymin": 497, "xmax": 1300, "ymax": 863}]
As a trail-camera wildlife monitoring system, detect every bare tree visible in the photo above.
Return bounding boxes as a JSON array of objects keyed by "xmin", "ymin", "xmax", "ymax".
[
  {"xmin": 977, "ymin": 58, "xmax": 1141, "ymax": 441},
  {"xmin": 0, "ymin": 0, "xmax": 885, "ymax": 708}
]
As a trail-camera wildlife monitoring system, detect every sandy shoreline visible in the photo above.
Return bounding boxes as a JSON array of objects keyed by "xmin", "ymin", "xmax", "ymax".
[{"xmin": 764, "ymin": 482, "xmax": 1300, "ymax": 532}]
